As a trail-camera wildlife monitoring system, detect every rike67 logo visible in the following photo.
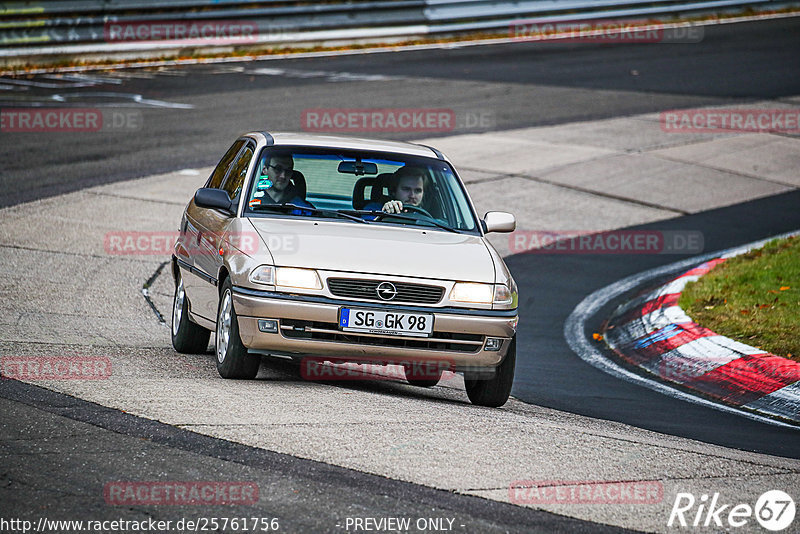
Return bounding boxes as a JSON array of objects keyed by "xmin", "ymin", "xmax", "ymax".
[{"xmin": 668, "ymin": 490, "xmax": 795, "ymax": 531}]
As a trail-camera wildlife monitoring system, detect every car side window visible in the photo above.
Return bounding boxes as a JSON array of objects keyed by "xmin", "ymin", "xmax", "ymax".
[
  {"xmin": 221, "ymin": 143, "xmax": 255, "ymax": 205},
  {"xmin": 208, "ymin": 139, "xmax": 246, "ymax": 189}
]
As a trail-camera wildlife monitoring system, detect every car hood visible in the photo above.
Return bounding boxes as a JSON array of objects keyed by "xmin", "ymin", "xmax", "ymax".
[{"xmin": 247, "ymin": 218, "xmax": 495, "ymax": 282}]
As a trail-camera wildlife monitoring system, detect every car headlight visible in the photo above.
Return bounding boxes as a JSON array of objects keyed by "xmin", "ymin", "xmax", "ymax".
[
  {"xmin": 275, "ymin": 267, "xmax": 322, "ymax": 290},
  {"xmin": 450, "ymin": 282, "xmax": 494, "ymax": 304},
  {"xmin": 249, "ymin": 265, "xmax": 275, "ymax": 285},
  {"xmin": 450, "ymin": 282, "xmax": 515, "ymax": 306}
]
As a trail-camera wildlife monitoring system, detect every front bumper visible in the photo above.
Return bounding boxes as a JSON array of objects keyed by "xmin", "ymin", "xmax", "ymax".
[{"xmin": 232, "ymin": 287, "xmax": 517, "ymax": 370}]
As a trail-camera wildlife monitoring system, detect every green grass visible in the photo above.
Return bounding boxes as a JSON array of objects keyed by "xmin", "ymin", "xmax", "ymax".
[{"xmin": 679, "ymin": 235, "xmax": 800, "ymax": 362}]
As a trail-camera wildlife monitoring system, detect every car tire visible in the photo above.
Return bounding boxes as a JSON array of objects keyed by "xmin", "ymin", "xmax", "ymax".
[
  {"xmin": 403, "ymin": 363, "xmax": 443, "ymax": 388},
  {"xmin": 171, "ymin": 274, "xmax": 211, "ymax": 353},
  {"xmin": 215, "ymin": 278, "xmax": 260, "ymax": 379},
  {"xmin": 465, "ymin": 336, "xmax": 516, "ymax": 407}
]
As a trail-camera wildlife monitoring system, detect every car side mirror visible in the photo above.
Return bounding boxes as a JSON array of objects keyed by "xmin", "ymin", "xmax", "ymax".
[
  {"xmin": 483, "ymin": 211, "xmax": 516, "ymax": 233},
  {"xmin": 194, "ymin": 188, "xmax": 234, "ymax": 215}
]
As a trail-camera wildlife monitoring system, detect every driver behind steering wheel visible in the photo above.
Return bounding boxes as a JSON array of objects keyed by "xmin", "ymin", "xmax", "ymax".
[{"xmin": 364, "ymin": 166, "xmax": 429, "ymax": 215}]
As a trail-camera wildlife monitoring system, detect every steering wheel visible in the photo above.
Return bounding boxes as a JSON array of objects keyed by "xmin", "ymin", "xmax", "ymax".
[{"xmin": 399, "ymin": 205, "xmax": 434, "ymax": 218}]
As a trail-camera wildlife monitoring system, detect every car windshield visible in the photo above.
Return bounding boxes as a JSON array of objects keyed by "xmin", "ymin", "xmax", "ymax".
[{"xmin": 242, "ymin": 147, "xmax": 479, "ymax": 233}]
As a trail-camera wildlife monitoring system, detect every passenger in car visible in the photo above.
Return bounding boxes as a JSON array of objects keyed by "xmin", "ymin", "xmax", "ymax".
[
  {"xmin": 251, "ymin": 154, "xmax": 314, "ymax": 214},
  {"xmin": 256, "ymin": 155, "xmax": 301, "ymax": 203},
  {"xmin": 363, "ymin": 166, "xmax": 429, "ymax": 215}
]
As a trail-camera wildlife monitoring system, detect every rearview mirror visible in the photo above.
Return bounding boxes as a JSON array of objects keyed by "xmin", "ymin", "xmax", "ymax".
[
  {"xmin": 338, "ymin": 161, "xmax": 378, "ymax": 176},
  {"xmin": 194, "ymin": 188, "xmax": 234, "ymax": 214},
  {"xmin": 483, "ymin": 211, "xmax": 516, "ymax": 233}
]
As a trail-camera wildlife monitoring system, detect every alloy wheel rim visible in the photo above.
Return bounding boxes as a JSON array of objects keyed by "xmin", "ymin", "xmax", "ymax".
[
  {"xmin": 216, "ymin": 290, "xmax": 232, "ymax": 364},
  {"xmin": 172, "ymin": 280, "xmax": 184, "ymax": 337}
]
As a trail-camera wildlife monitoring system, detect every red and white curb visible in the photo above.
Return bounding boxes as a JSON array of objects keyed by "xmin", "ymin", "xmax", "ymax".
[{"xmin": 605, "ymin": 255, "xmax": 800, "ymax": 424}]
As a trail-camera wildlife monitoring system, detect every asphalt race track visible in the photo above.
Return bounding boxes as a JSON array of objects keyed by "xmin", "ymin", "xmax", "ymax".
[
  {"xmin": 1, "ymin": 15, "xmax": 799, "ymax": 533},
  {"xmin": 508, "ymin": 189, "xmax": 800, "ymax": 458},
  {"xmin": 2, "ymin": 17, "xmax": 799, "ymax": 207},
  {"xmin": 1, "ymin": 380, "xmax": 621, "ymax": 533}
]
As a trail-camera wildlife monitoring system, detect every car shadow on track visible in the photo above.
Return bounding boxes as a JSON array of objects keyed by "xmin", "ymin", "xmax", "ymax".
[{"xmin": 233, "ymin": 352, "xmax": 474, "ymax": 406}]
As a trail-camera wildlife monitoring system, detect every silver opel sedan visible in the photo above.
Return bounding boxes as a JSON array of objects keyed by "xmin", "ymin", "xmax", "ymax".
[{"xmin": 171, "ymin": 132, "xmax": 519, "ymax": 407}]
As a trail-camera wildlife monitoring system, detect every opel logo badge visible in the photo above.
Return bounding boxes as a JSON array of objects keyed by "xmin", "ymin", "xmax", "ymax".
[{"xmin": 376, "ymin": 282, "xmax": 397, "ymax": 301}]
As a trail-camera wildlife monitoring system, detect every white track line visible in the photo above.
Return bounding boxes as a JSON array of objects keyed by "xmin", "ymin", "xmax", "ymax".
[{"xmin": 564, "ymin": 230, "xmax": 800, "ymax": 429}]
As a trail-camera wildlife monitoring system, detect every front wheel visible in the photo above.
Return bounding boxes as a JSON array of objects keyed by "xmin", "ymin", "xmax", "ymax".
[
  {"xmin": 465, "ymin": 336, "xmax": 516, "ymax": 407},
  {"xmin": 215, "ymin": 278, "xmax": 260, "ymax": 379},
  {"xmin": 171, "ymin": 275, "xmax": 211, "ymax": 353}
]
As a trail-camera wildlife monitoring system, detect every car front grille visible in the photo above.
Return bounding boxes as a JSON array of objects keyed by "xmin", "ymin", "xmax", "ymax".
[
  {"xmin": 280, "ymin": 320, "xmax": 483, "ymax": 353},
  {"xmin": 327, "ymin": 278, "xmax": 444, "ymax": 304}
]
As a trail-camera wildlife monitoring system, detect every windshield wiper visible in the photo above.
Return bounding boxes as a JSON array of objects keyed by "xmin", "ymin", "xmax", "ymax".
[
  {"xmin": 342, "ymin": 210, "xmax": 461, "ymax": 234},
  {"xmin": 251, "ymin": 203, "xmax": 367, "ymax": 223},
  {"xmin": 328, "ymin": 210, "xmax": 369, "ymax": 223}
]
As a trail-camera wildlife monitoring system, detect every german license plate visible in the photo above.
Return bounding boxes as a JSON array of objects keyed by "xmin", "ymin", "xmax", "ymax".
[{"xmin": 339, "ymin": 308, "xmax": 433, "ymax": 338}]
